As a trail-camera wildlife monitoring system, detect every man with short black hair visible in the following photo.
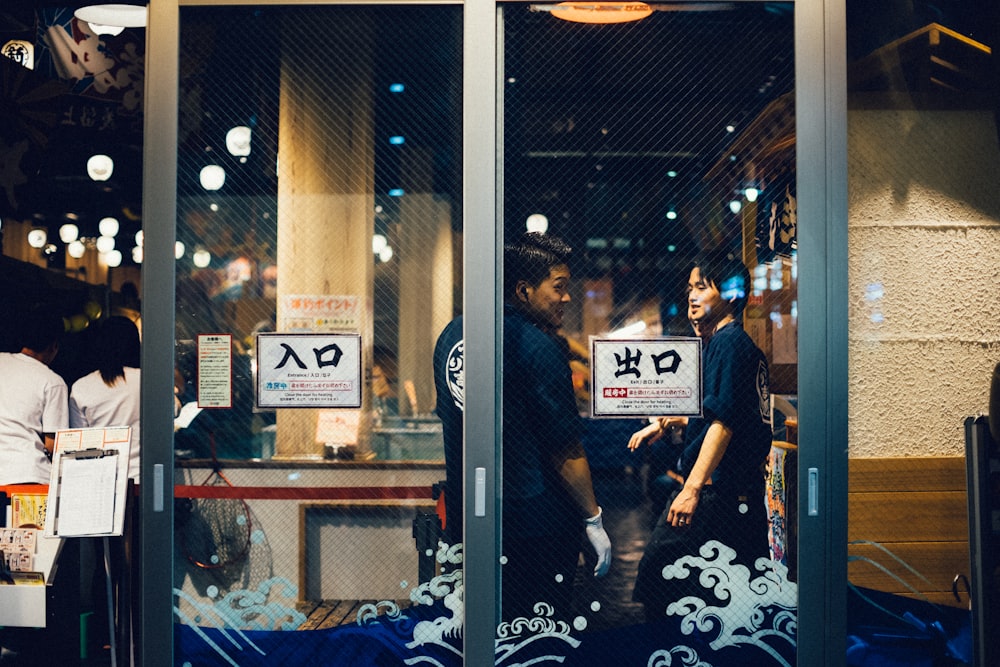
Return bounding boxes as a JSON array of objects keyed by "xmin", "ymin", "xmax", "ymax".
[
  {"xmin": 631, "ymin": 249, "xmax": 772, "ymax": 620},
  {"xmin": 433, "ymin": 232, "xmax": 612, "ymax": 621},
  {"xmin": 0, "ymin": 307, "xmax": 69, "ymax": 485}
]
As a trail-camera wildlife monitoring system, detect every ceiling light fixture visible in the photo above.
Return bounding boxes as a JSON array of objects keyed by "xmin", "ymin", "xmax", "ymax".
[
  {"xmin": 87, "ymin": 154, "xmax": 114, "ymax": 181},
  {"xmin": 27, "ymin": 228, "xmax": 48, "ymax": 248},
  {"xmin": 544, "ymin": 2, "xmax": 653, "ymax": 24},
  {"xmin": 74, "ymin": 5, "xmax": 148, "ymax": 31},
  {"xmin": 104, "ymin": 249, "xmax": 123, "ymax": 268},
  {"xmin": 193, "ymin": 248, "xmax": 212, "ymax": 268},
  {"xmin": 526, "ymin": 213, "xmax": 549, "ymax": 234},
  {"xmin": 199, "ymin": 165, "xmax": 226, "ymax": 191},
  {"xmin": 226, "ymin": 126, "xmax": 252, "ymax": 157},
  {"xmin": 68, "ymin": 240, "xmax": 86, "ymax": 259},
  {"xmin": 59, "ymin": 223, "xmax": 80, "ymax": 243},
  {"xmin": 99, "ymin": 217, "xmax": 120, "ymax": 237},
  {"xmin": 96, "ymin": 236, "xmax": 116, "ymax": 253}
]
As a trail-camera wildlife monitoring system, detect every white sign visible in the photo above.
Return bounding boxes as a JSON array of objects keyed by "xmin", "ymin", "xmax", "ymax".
[
  {"xmin": 256, "ymin": 333, "xmax": 362, "ymax": 408},
  {"xmin": 197, "ymin": 333, "xmax": 232, "ymax": 408},
  {"xmin": 280, "ymin": 294, "xmax": 361, "ymax": 332},
  {"xmin": 590, "ymin": 337, "xmax": 702, "ymax": 418}
]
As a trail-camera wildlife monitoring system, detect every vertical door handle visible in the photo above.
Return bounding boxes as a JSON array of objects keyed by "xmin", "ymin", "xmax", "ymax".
[
  {"xmin": 474, "ymin": 467, "xmax": 486, "ymax": 517},
  {"xmin": 153, "ymin": 463, "xmax": 164, "ymax": 512},
  {"xmin": 807, "ymin": 467, "xmax": 819, "ymax": 516}
]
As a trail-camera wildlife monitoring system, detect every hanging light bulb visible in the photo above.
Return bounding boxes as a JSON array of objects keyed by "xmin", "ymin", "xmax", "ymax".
[
  {"xmin": 132, "ymin": 246, "xmax": 143, "ymax": 264},
  {"xmin": 175, "ymin": 241, "xmax": 185, "ymax": 259},
  {"xmin": 225, "ymin": 126, "xmax": 252, "ymax": 157},
  {"xmin": 134, "ymin": 229, "xmax": 143, "ymax": 247},
  {"xmin": 372, "ymin": 234, "xmax": 388, "ymax": 254},
  {"xmin": 27, "ymin": 228, "xmax": 47, "ymax": 248},
  {"xmin": 525, "ymin": 213, "xmax": 549, "ymax": 234},
  {"xmin": 99, "ymin": 217, "xmax": 119, "ymax": 237},
  {"xmin": 96, "ymin": 235, "xmax": 116, "ymax": 253},
  {"xmin": 745, "ymin": 187, "xmax": 760, "ymax": 202},
  {"xmin": 199, "ymin": 165, "xmax": 226, "ymax": 191},
  {"xmin": 68, "ymin": 240, "xmax": 86, "ymax": 259},
  {"xmin": 378, "ymin": 246, "xmax": 394, "ymax": 263},
  {"xmin": 87, "ymin": 154, "xmax": 114, "ymax": 181},
  {"xmin": 104, "ymin": 249, "xmax": 123, "ymax": 268},
  {"xmin": 729, "ymin": 200, "xmax": 743, "ymax": 214},
  {"xmin": 59, "ymin": 223, "xmax": 80, "ymax": 243},
  {"xmin": 193, "ymin": 248, "xmax": 212, "ymax": 268}
]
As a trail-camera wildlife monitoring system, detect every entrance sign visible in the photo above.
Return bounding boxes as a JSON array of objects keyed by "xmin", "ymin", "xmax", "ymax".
[
  {"xmin": 255, "ymin": 332, "xmax": 362, "ymax": 408},
  {"xmin": 590, "ymin": 337, "xmax": 703, "ymax": 418}
]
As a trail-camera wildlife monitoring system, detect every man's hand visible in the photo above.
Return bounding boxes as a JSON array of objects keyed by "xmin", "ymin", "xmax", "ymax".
[
  {"xmin": 627, "ymin": 422, "xmax": 663, "ymax": 450},
  {"xmin": 667, "ymin": 485, "xmax": 701, "ymax": 527},
  {"xmin": 585, "ymin": 507, "xmax": 612, "ymax": 577},
  {"xmin": 627, "ymin": 417, "xmax": 688, "ymax": 451}
]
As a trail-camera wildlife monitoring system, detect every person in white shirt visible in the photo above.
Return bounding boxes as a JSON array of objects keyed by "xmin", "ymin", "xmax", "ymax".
[
  {"xmin": 69, "ymin": 316, "xmax": 142, "ymax": 481},
  {"xmin": 0, "ymin": 308, "xmax": 69, "ymax": 485}
]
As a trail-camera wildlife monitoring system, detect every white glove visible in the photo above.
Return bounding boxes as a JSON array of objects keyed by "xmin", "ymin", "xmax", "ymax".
[{"xmin": 584, "ymin": 507, "xmax": 612, "ymax": 577}]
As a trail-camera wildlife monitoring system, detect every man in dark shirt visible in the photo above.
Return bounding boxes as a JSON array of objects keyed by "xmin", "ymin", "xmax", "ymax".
[
  {"xmin": 630, "ymin": 249, "xmax": 772, "ymax": 620},
  {"xmin": 433, "ymin": 232, "xmax": 612, "ymax": 621}
]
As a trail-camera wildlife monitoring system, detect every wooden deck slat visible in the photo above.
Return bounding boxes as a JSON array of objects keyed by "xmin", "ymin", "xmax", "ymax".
[
  {"xmin": 317, "ymin": 600, "xmax": 363, "ymax": 629},
  {"xmin": 298, "ymin": 599, "xmax": 414, "ymax": 630},
  {"xmin": 297, "ymin": 600, "xmax": 339, "ymax": 631}
]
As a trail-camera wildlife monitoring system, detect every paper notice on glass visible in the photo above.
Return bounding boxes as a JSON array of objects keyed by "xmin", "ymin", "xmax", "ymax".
[
  {"xmin": 55, "ymin": 454, "xmax": 118, "ymax": 536},
  {"xmin": 197, "ymin": 333, "xmax": 233, "ymax": 408}
]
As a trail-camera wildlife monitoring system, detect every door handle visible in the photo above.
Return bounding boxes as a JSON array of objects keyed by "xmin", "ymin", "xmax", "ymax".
[{"xmin": 474, "ymin": 467, "xmax": 486, "ymax": 517}]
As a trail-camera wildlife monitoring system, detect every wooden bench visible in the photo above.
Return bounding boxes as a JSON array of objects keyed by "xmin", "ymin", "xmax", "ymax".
[
  {"xmin": 848, "ymin": 456, "xmax": 969, "ymax": 608},
  {"xmin": 296, "ymin": 599, "xmax": 411, "ymax": 630}
]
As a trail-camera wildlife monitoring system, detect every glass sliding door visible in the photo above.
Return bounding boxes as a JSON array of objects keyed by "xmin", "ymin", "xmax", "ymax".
[
  {"xmin": 495, "ymin": 2, "xmax": 799, "ymax": 664},
  {"xmin": 136, "ymin": 1, "xmax": 842, "ymax": 664},
  {"xmin": 169, "ymin": 5, "xmax": 464, "ymax": 665}
]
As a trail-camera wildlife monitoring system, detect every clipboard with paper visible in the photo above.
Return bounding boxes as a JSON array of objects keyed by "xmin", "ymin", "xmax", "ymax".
[{"xmin": 44, "ymin": 426, "xmax": 131, "ymax": 538}]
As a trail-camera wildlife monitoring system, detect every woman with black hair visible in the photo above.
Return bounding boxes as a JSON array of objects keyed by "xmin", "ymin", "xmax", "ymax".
[{"xmin": 69, "ymin": 316, "xmax": 142, "ymax": 481}]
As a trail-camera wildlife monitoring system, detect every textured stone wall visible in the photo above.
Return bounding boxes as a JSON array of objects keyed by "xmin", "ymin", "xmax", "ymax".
[{"xmin": 848, "ymin": 109, "xmax": 1000, "ymax": 457}]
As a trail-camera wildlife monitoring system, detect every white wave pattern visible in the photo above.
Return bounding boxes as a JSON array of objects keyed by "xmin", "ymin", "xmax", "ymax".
[{"xmin": 652, "ymin": 540, "xmax": 798, "ymax": 667}]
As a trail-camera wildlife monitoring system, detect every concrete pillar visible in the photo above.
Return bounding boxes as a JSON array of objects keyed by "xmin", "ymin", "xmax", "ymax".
[{"xmin": 275, "ymin": 17, "xmax": 375, "ymax": 458}]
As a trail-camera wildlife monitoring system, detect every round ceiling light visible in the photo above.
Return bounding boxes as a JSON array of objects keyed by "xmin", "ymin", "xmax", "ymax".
[
  {"xmin": 87, "ymin": 154, "xmax": 114, "ymax": 181},
  {"xmin": 74, "ymin": 5, "xmax": 148, "ymax": 29},
  {"xmin": 104, "ymin": 249, "xmax": 123, "ymax": 268},
  {"xmin": 99, "ymin": 217, "xmax": 120, "ymax": 237},
  {"xmin": 59, "ymin": 223, "xmax": 80, "ymax": 243},
  {"xmin": 96, "ymin": 236, "xmax": 116, "ymax": 253},
  {"xmin": 526, "ymin": 213, "xmax": 549, "ymax": 234},
  {"xmin": 68, "ymin": 240, "xmax": 87, "ymax": 259},
  {"xmin": 549, "ymin": 2, "xmax": 652, "ymax": 24},
  {"xmin": 27, "ymin": 228, "xmax": 47, "ymax": 248},
  {"xmin": 226, "ymin": 126, "xmax": 252, "ymax": 157},
  {"xmin": 199, "ymin": 165, "xmax": 226, "ymax": 191}
]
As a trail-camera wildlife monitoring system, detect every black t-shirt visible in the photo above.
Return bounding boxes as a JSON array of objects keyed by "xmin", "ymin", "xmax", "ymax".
[
  {"xmin": 433, "ymin": 308, "xmax": 585, "ymax": 542},
  {"xmin": 502, "ymin": 306, "xmax": 583, "ymax": 537},
  {"xmin": 680, "ymin": 321, "xmax": 772, "ymax": 492},
  {"xmin": 433, "ymin": 316, "xmax": 465, "ymax": 546}
]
